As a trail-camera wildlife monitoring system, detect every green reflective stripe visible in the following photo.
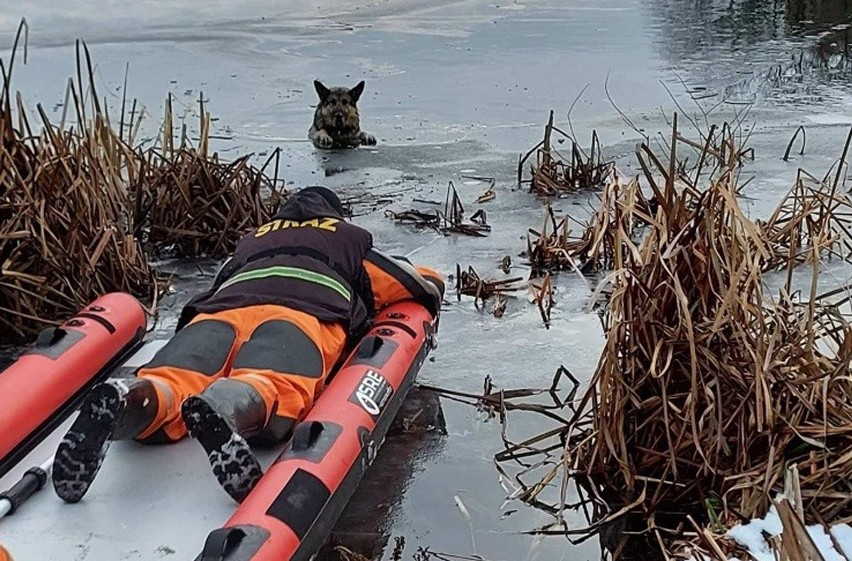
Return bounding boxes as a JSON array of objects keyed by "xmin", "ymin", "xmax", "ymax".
[{"xmin": 217, "ymin": 266, "xmax": 351, "ymax": 300}]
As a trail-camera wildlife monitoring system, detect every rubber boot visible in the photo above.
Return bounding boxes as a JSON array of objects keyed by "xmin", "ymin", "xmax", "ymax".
[
  {"xmin": 52, "ymin": 377, "xmax": 160, "ymax": 503},
  {"xmin": 181, "ymin": 379, "xmax": 269, "ymax": 503}
]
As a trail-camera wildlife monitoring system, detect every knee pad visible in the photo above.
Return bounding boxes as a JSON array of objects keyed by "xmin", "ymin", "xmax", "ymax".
[
  {"xmin": 233, "ymin": 321, "xmax": 323, "ymax": 378},
  {"xmin": 144, "ymin": 319, "xmax": 236, "ymax": 376}
]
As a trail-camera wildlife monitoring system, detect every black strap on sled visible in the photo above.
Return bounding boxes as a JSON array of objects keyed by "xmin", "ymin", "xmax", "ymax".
[
  {"xmin": 34, "ymin": 327, "xmax": 66, "ymax": 348},
  {"xmin": 200, "ymin": 527, "xmax": 245, "ymax": 561},
  {"xmin": 291, "ymin": 421, "xmax": 324, "ymax": 452},
  {"xmin": 198, "ymin": 525, "xmax": 270, "ymax": 561}
]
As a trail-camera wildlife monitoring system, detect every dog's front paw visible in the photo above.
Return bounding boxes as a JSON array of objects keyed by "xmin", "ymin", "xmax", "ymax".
[
  {"xmin": 314, "ymin": 129, "xmax": 334, "ymax": 149},
  {"xmin": 359, "ymin": 131, "xmax": 377, "ymax": 146}
]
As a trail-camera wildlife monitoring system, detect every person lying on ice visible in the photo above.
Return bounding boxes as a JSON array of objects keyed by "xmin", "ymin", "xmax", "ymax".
[{"xmin": 52, "ymin": 186, "xmax": 444, "ymax": 504}]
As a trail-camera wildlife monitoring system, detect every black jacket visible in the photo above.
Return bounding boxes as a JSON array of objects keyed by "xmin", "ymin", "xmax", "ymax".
[{"xmin": 177, "ymin": 192, "xmax": 375, "ymax": 338}]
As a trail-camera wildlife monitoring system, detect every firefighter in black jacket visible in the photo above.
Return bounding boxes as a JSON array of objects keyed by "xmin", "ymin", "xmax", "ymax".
[{"xmin": 52, "ymin": 187, "xmax": 444, "ymax": 504}]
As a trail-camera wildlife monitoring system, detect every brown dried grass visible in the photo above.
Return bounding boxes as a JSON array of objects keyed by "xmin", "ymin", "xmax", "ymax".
[
  {"xmin": 0, "ymin": 24, "xmax": 282, "ymax": 344},
  {"xmin": 134, "ymin": 95, "xmax": 283, "ymax": 258},
  {"xmin": 387, "ymin": 182, "xmax": 491, "ymax": 237},
  {"xmin": 570, "ymin": 123, "xmax": 852, "ymax": 551},
  {"xmin": 0, "ymin": 35, "xmax": 154, "ymax": 343},
  {"xmin": 496, "ymin": 116, "xmax": 852, "ymax": 558},
  {"xmin": 759, "ymin": 129, "xmax": 852, "ymax": 272},
  {"xmin": 526, "ymin": 120, "xmax": 852, "ymax": 280},
  {"xmin": 518, "ymin": 110, "xmax": 615, "ymax": 197},
  {"xmin": 524, "ymin": 176, "xmax": 655, "ymax": 276},
  {"xmin": 454, "ymin": 264, "xmax": 524, "ymax": 308}
]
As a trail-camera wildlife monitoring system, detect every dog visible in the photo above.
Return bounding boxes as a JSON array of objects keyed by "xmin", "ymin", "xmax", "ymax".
[{"xmin": 309, "ymin": 80, "xmax": 377, "ymax": 149}]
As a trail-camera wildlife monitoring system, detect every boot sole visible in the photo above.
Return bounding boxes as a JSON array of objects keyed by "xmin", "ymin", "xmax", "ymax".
[
  {"xmin": 52, "ymin": 383, "xmax": 124, "ymax": 503},
  {"xmin": 182, "ymin": 396, "xmax": 263, "ymax": 503}
]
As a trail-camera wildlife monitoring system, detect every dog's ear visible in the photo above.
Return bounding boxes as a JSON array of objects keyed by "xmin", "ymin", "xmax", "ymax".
[
  {"xmin": 349, "ymin": 81, "xmax": 365, "ymax": 103},
  {"xmin": 314, "ymin": 80, "xmax": 331, "ymax": 101}
]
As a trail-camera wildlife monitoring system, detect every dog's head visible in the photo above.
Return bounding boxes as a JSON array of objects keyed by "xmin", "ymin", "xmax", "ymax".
[{"xmin": 314, "ymin": 80, "xmax": 365, "ymax": 130}]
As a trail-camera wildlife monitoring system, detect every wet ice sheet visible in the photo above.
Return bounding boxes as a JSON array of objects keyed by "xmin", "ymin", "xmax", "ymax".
[
  {"xmin": 0, "ymin": 430, "xmax": 258, "ymax": 560},
  {"xmin": 2, "ymin": 0, "xmax": 852, "ymax": 559},
  {"xmin": 0, "ymin": 339, "xmax": 276, "ymax": 560}
]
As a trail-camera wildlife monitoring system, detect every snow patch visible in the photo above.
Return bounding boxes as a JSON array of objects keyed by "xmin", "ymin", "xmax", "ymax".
[{"xmin": 726, "ymin": 504, "xmax": 851, "ymax": 561}]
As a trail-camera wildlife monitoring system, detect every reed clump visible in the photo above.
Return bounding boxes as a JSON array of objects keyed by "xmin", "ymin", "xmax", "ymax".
[
  {"xmin": 140, "ymin": 148, "xmax": 278, "ymax": 258},
  {"xmin": 134, "ymin": 95, "xmax": 283, "ymax": 258},
  {"xmin": 0, "ymin": 25, "xmax": 282, "ymax": 344},
  {"xmin": 495, "ymin": 116, "xmax": 852, "ymax": 559},
  {"xmin": 758, "ymin": 131, "xmax": 852, "ymax": 272},
  {"xmin": 525, "ymin": 120, "xmax": 852, "ymax": 279},
  {"xmin": 387, "ymin": 182, "xmax": 490, "ymax": 237},
  {"xmin": 523, "ymin": 176, "xmax": 654, "ymax": 276},
  {"xmin": 0, "ymin": 37, "xmax": 154, "ymax": 343},
  {"xmin": 563, "ymin": 118, "xmax": 852, "ymax": 554},
  {"xmin": 518, "ymin": 110, "xmax": 615, "ymax": 196}
]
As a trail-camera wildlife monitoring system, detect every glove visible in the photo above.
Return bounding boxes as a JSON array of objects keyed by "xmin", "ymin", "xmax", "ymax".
[{"xmin": 414, "ymin": 266, "xmax": 445, "ymax": 317}]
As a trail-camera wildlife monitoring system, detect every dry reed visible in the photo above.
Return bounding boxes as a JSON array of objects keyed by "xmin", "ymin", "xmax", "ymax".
[
  {"xmin": 518, "ymin": 110, "xmax": 615, "ymax": 196},
  {"xmin": 0, "ymin": 33, "xmax": 154, "ymax": 343},
  {"xmin": 523, "ymin": 176, "xmax": 655, "ymax": 276},
  {"xmin": 0, "ymin": 23, "xmax": 283, "ymax": 344},
  {"xmin": 133, "ymin": 93, "xmax": 283, "ymax": 258},
  {"xmin": 387, "ymin": 182, "xmax": 491, "ymax": 237},
  {"xmin": 759, "ymin": 130, "xmax": 852, "ymax": 271},
  {"xmin": 454, "ymin": 264, "xmax": 524, "ymax": 308},
  {"xmin": 497, "ymin": 116, "xmax": 852, "ymax": 558}
]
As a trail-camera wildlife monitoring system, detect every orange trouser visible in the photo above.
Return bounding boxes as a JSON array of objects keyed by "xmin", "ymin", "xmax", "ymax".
[
  {"xmin": 135, "ymin": 304, "xmax": 347, "ymax": 442},
  {"xmin": 0, "ymin": 545, "xmax": 12, "ymax": 561}
]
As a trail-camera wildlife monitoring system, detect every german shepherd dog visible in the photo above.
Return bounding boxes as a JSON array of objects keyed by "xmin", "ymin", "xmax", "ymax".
[{"xmin": 309, "ymin": 80, "xmax": 377, "ymax": 149}]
